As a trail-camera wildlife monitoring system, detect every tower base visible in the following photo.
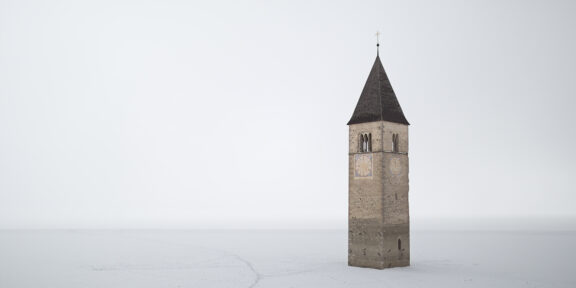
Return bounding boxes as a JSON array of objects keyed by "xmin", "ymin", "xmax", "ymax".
[{"xmin": 348, "ymin": 220, "xmax": 410, "ymax": 269}]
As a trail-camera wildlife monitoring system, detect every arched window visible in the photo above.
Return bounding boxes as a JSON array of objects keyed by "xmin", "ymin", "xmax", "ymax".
[
  {"xmin": 398, "ymin": 238, "xmax": 402, "ymax": 250},
  {"xmin": 359, "ymin": 133, "xmax": 372, "ymax": 153},
  {"xmin": 368, "ymin": 133, "xmax": 372, "ymax": 152},
  {"xmin": 392, "ymin": 134, "xmax": 399, "ymax": 152}
]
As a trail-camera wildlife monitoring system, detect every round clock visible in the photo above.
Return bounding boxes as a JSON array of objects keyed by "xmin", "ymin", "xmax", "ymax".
[
  {"xmin": 354, "ymin": 154, "xmax": 373, "ymax": 178},
  {"xmin": 389, "ymin": 157, "xmax": 402, "ymax": 175}
]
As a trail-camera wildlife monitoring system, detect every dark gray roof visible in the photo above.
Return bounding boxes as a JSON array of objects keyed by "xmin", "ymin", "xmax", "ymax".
[{"xmin": 347, "ymin": 55, "xmax": 409, "ymax": 125}]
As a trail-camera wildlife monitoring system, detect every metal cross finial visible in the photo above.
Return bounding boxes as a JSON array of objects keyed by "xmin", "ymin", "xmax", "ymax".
[{"xmin": 375, "ymin": 31, "xmax": 380, "ymax": 55}]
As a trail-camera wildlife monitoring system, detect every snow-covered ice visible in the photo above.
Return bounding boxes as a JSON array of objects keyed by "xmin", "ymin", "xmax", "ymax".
[{"xmin": 0, "ymin": 229, "xmax": 574, "ymax": 287}]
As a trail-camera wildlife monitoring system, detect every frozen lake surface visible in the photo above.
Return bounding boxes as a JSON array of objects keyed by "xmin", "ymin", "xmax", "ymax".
[{"xmin": 0, "ymin": 229, "xmax": 575, "ymax": 287}]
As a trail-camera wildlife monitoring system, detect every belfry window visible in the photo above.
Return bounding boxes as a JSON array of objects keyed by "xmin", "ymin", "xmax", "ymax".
[
  {"xmin": 392, "ymin": 134, "xmax": 399, "ymax": 153},
  {"xmin": 359, "ymin": 133, "xmax": 372, "ymax": 152},
  {"xmin": 368, "ymin": 133, "xmax": 372, "ymax": 152}
]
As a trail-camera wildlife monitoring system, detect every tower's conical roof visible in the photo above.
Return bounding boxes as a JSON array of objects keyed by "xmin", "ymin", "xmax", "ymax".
[{"xmin": 347, "ymin": 55, "xmax": 409, "ymax": 125}]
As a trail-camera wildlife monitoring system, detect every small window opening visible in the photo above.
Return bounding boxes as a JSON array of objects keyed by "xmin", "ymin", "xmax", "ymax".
[
  {"xmin": 359, "ymin": 133, "xmax": 372, "ymax": 152},
  {"xmin": 398, "ymin": 238, "xmax": 402, "ymax": 250},
  {"xmin": 392, "ymin": 134, "xmax": 399, "ymax": 152},
  {"xmin": 368, "ymin": 133, "xmax": 372, "ymax": 152}
]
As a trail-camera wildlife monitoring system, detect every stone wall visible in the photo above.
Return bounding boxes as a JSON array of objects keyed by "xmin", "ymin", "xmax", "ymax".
[{"xmin": 348, "ymin": 120, "xmax": 409, "ymax": 269}]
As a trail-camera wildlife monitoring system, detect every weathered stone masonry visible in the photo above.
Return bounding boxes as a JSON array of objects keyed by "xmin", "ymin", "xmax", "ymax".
[{"xmin": 347, "ymin": 54, "xmax": 410, "ymax": 269}]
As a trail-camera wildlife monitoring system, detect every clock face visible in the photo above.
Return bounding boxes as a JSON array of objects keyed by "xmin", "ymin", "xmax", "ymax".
[
  {"xmin": 354, "ymin": 154, "xmax": 373, "ymax": 179},
  {"xmin": 389, "ymin": 157, "xmax": 402, "ymax": 175}
]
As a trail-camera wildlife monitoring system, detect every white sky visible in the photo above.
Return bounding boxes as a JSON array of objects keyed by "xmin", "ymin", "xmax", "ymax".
[{"xmin": 1, "ymin": 0, "xmax": 575, "ymax": 229}]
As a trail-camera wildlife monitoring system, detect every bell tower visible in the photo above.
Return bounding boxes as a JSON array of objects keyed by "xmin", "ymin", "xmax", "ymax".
[{"xmin": 347, "ymin": 48, "xmax": 410, "ymax": 269}]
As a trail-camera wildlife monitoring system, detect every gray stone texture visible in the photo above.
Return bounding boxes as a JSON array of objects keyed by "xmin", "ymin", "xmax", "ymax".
[{"xmin": 348, "ymin": 121, "xmax": 409, "ymax": 269}]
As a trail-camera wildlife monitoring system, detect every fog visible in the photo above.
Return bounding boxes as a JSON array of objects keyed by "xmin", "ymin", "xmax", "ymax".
[{"xmin": 1, "ymin": 0, "xmax": 575, "ymax": 229}]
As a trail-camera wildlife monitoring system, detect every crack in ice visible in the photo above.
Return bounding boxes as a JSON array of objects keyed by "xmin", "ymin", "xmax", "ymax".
[
  {"xmin": 229, "ymin": 254, "xmax": 262, "ymax": 288},
  {"xmin": 226, "ymin": 252, "xmax": 327, "ymax": 288}
]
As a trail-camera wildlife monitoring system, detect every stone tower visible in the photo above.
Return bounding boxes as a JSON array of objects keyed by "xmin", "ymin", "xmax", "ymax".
[{"xmin": 347, "ymin": 51, "xmax": 410, "ymax": 269}]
